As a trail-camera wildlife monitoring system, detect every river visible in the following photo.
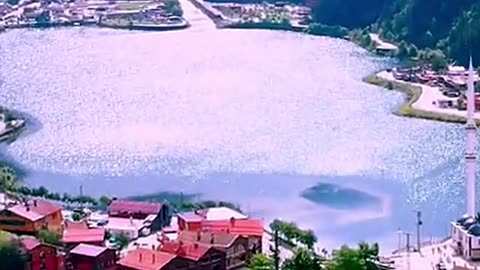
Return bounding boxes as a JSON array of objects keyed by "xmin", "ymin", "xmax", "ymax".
[{"xmin": 0, "ymin": 4, "xmax": 472, "ymax": 252}]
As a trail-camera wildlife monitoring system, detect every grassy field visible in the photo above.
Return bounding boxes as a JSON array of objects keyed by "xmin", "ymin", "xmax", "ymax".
[
  {"xmin": 114, "ymin": 2, "xmax": 149, "ymax": 10},
  {"xmin": 363, "ymin": 73, "xmax": 478, "ymax": 125}
]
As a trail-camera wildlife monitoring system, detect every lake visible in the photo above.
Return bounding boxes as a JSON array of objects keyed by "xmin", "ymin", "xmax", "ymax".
[{"xmin": 0, "ymin": 7, "xmax": 472, "ymax": 252}]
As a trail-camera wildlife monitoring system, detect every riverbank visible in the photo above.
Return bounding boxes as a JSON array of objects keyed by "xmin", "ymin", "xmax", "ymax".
[
  {"xmin": 97, "ymin": 19, "xmax": 190, "ymax": 31},
  {"xmin": 364, "ymin": 71, "xmax": 480, "ymax": 124}
]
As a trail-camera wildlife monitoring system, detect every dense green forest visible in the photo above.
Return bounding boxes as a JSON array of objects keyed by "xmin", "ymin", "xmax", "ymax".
[{"xmin": 311, "ymin": 0, "xmax": 480, "ymax": 65}]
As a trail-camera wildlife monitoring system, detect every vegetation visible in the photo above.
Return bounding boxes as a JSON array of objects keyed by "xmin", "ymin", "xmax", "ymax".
[
  {"xmin": 248, "ymin": 253, "xmax": 275, "ymax": 270},
  {"xmin": 0, "ymin": 233, "xmax": 26, "ymax": 270},
  {"xmin": 307, "ymin": 23, "xmax": 349, "ymax": 38},
  {"xmin": 269, "ymin": 219, "xmax": 317, "ymax": 249},
  {"xmin": 36, "ymin": 230, "xmax": 61, "ymax": 246},
  {"xmin": 310, "ymin": 0, "xmax": 480, "ymax": 65},
  {"xmin": 164, "ymin": 0, "xmax": 183, "ymax": 17},
  {"xmin": 283, "ymin": 247, "xmax": 324, "ymax": 270},
  {"xmin": 113, "ymin": 233, "xmax": 130, "ymax": 250},
  {"xmin": 5, "ymin": 0, "xmax": 19, "ymax": 6}
]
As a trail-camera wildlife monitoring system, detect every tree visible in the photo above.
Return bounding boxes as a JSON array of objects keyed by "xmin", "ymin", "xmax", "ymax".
[
  {"xmin": 327, "ymin": 246, "xmax": 363, "ymax": 270},
  {"xmin": 358, "ymin": 242, "xmax": 379, "ymax": 270},
  {"xmin": 35, "ymin": 11, "xmax": 51, "ymax": 24},
  {"xmin": 169, "ymin": 5, "xmax": 183, "ymax": 17},
  {"xmin": 37, "ymin": 230, "xmax": 61, "ymax": 246},
  {"xmin": 326, "ymin": 242, "xmax": 379, "ymax": 270},
  {"xmin": 99, "ymin": 196, "xmax": 112, "ymax": 207},
  {"xmin": 0, "ymin": 165, "xmax": 20, "ymax": 192},
  {"xmin": 299, "ymin": 229, "xmax": 317, "ymax": 250},
  {"xmin": 248, "ymin": 254, "xmax": 274, "ymax": 270},
  {"xmin": 5, "ymin": 0, "xmax": 19, "ymax": 6},
  {"xmin": 113, "ymin": 233, "xmax": 130, "ymax": 250},
  {"xmin": 282, "ymin": 248, "xmax": 324, "ymax": 270},
  {"xmin": 396, "ymin": 41, "xmax": 409, "ymax": 58},
  {"xmin": 0, "ymin": 236, "xmax": 26, "ymax": 270},
  {"xmin": 72, "ymin": 212, "xmax": 82, "ymax": 221}
]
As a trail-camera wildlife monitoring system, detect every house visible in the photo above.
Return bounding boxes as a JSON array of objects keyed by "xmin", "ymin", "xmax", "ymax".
[
  {"xmin": 62, "ymin": 221, "xmax": 105, "ymax": 249},
  {"xmin": 104, "ymin": 217, "xmax": 149, "ymax": 240},
  {"xmin": 200, "ymin": 218, "xmax": 263, "ymax": 254},
  {"xmin": 22, "ymin": 237, "xmax": 59, "ymax": 270},
  {"xmin": 108, "ymin": 200, "xmax": 170, "ymax": 231},
  {"xmin": 177, "ymin": 207, "xmax": 247, "ymax": 231},
  {"xmin": 159, "ymin": 239, "xmax": 226, "ymax": 270},
  {"xmin": 65, "ymin": 243, "xmax": 116, "ymax": 270},
  {"xmin": 0, "ymin": 199, "xmax": 63, "ymax": 235},
  {"xmin": 117, "ymin": 248, "xmax": 193, "ymax": 270},
  {"xmin": 177, "ymin": 230, "xmax": 250, "ymax": 269}
]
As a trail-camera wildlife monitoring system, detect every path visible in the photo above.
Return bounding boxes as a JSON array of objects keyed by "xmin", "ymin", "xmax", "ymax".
[
  {"xmin": 370, "ymin": 33, "xmax": 398, "ymax": 51},
  {"xmin": 377, "ymin": 71, "xmax": 480, "ymax": 120},
  {"xmin": 177, "ymin": 0, "xmax": 216, "ymax": 31}
]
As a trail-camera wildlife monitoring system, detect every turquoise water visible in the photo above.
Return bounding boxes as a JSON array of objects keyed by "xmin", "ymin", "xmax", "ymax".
[{"xmin": 0, "ymin": 23, "xmax": 471, "ymax": 251}]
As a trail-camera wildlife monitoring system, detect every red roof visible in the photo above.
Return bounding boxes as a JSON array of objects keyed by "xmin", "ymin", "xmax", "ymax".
[
  {"xmin": 108, "ymin": 200, "xmax": 162, "ymax": 215},
  {"xmin": 200, "ymin": 219, "xmax": 264, "ymax": 237},
  {"xmin": 6, "ymin": 199, "xmax": 62, "ymax": 222},
  {"xmin": 160, "ymin": 240, "xmax": 211, "ymax": 261},
  {"xmin": 62, "ymin": 227, "xmax": 105, "ymax": 244},
  {"xmin": 118, "ymin": 248, "xmax": 177, "ymax": 270},
  {"xmin": 21, "ymin": 237, "xmax": 41, "ymax": 251}
]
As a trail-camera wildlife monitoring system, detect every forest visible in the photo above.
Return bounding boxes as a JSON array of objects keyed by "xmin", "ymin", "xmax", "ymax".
[{"xmin": 311, "ymin": 0, "xmax": 480, "ymax": 65}]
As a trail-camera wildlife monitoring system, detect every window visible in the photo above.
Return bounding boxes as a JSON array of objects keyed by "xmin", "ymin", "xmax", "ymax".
[
  {"xmin": 0, "ymin": 220, "xmax": 26, "ymax": 226},
  {"xmin": 40, "ymin": 251, "xmax": 46, "ymax": 259}
]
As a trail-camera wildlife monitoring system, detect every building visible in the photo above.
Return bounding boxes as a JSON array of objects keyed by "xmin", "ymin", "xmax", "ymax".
[
  {"xmin": 65, "ymin": 243, "xmax": 116, "ymax": 270},
  {"xmin": 105, "ymin": 217, "xmax": 149, "ymax": 240},
  {"xmin": 450, "ymin": 57, "xmax": 479, "ymax": 261},
  {"xmin": 177, "ymin": 230, "xmax": 250, "ymax": 269},
  {"xmin": 22, "ymin": 237, "xmax": 59, "ymax": 270},
  {"xmin": 177, "ymin": 207, "xmax": 247, "ymax": 231},
  {"xmin": 451, "ymin": 216, "xmax": 480, "ymax": 260},
  {"xmin": 62, "ymin": 221, "xmax": 105, "ymax": 249},
  {"xmin": 117, "ymin": 248, "xmax": 192, "ymax": 270},
  {"xmin": 200, "ymin": 218, "xmax": 263, "ymax": 254},
  {"xmin": 108, "ymin": 200, "xmax": 170, "ymax": 231},
  {"xmin": 159, "ymin": 239, "xmax": 226, "ymax": 270},
  {"xmin": 0, "ymin": 199, "xmax": 63, "ymax": 235}
]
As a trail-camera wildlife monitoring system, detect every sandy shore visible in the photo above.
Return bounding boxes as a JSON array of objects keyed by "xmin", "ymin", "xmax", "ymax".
[{"xmin": 376, "ymin": 70, "xmax": 480, "ymax": 121}]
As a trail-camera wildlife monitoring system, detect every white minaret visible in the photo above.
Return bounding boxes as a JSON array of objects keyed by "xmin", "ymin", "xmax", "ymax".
[{"xmin": 466, "ymin": 56, "xmax": 477, "ymax": 217}]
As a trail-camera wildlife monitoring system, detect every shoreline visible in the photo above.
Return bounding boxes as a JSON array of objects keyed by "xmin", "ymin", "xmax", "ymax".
[{"xmin": 363, "ymin": 71, "xmax": 480, "ymax": 125}]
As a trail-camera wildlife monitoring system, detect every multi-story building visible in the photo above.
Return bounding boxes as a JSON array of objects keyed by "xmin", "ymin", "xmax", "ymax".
[
  {"xmin": 177, "ymin": 207, "xmax": 247, "ymax": 231},
  {"xmin": 62, "ymin": 220, "xmax": 106, "ymax": 249},
  {"xmin": 177, "ymin": 230, "xmax": 250, "ymax": 269},
  {"xmin": 0, "ymin": 199, "xmax": 63, "ymax": 235},
  {"xmin": 160, "ymin": 238, "xmax": 226, "ymax": 270}
]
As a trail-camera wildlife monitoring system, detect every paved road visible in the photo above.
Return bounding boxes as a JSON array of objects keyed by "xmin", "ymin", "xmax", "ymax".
[{"xmin": 176, "ymin": 0, "xmax": 216, "ymax": 30}]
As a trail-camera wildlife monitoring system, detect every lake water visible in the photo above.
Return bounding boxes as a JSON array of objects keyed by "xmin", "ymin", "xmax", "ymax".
[{"xmin": 0, "ymin": 5, "xmax": 473, "ymax": 252}]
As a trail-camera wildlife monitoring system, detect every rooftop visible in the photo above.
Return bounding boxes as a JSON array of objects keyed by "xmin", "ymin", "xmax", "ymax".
[
  {"xmin": 70, "ymin": 243, "xmax": 108, "ymax": 257},
  {"xmin": 105, "ymin": 217, "xmax": 145, "ymax": 231},
  {"xmin": 178, "ymin": 207, "xmax": 247, "ymax": 222},
  {"xmin": 63, "ymin": 226, "xmax": 105, "ymax": 244},
  {"xmin": 177, "ymin": 230, "xmax": 238, "ymax": 247},
  {"xmin": 160, "ymin": 240, "xmax": 211, "ymax": 261},
  {"xmin": 6, "ymin": 199, "xmax": 62, "ymax": 222},
  {"xmin": 21, "ymin": 237, "xmax": 41, "ymax": 251},
  {"xmin": 201, "ymin": 218, "xmax": 264, "ymax": 237},
  {"xmin": 108, "ymin": 200, "xmax": 163, "ymax": 216},
  {"xmin": 118, "ymin": 248, "xmax": 177, "ymax": 270}
]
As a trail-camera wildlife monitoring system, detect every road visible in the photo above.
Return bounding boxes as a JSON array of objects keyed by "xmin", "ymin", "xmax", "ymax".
[{"xmin": 176, "ymin": 0, "xmax": 216, "ymax": 30}]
